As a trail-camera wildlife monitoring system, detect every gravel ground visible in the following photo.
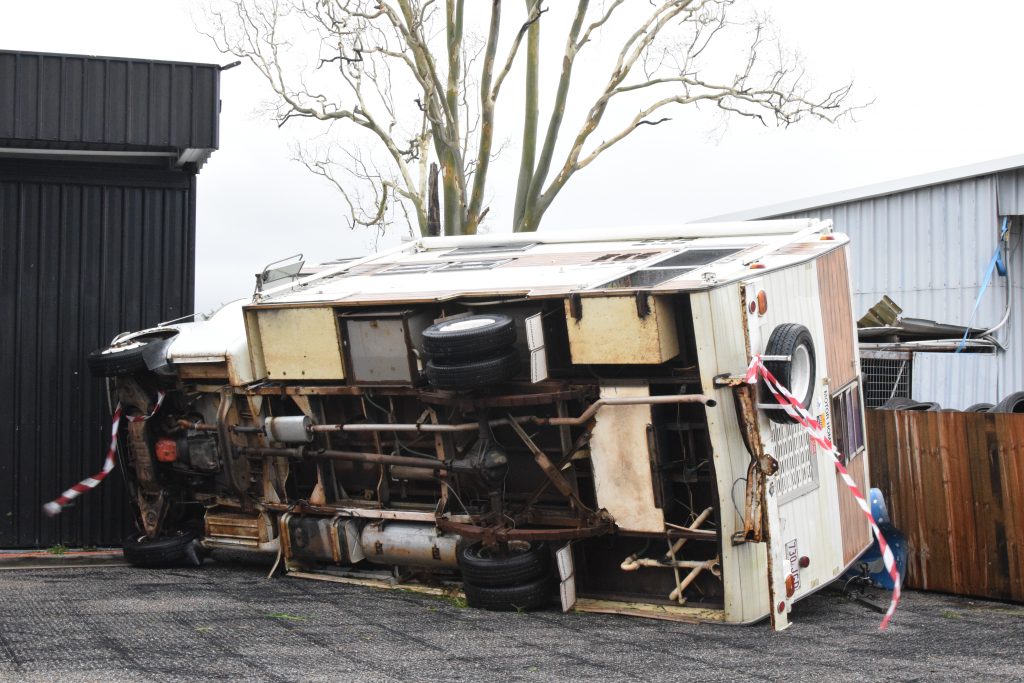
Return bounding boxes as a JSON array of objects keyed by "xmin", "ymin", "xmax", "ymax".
[{"xmin": 0, "ymin": 557, "xmax": 1022, "ymax": 682}]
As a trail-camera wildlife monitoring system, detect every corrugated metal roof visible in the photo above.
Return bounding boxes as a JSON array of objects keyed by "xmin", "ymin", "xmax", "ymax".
[
  {"xmin": 702, "ymin": 153, "xmax": 1024, "ymax": 222},
  {"xmin": 0, "ymin": 49, "xmax": 220, "ymax": 166}
]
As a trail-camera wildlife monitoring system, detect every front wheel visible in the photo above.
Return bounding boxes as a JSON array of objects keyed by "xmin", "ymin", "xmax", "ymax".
[
  {"xmin": 87, "ymin": 337, "xmax": 160, "ymax": 377},
  {"xmin": 122, "ymin": 530, "xmax": 203, "ymax": 568}
]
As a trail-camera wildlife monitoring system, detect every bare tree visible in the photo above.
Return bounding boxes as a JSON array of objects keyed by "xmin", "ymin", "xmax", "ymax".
[{"xmin": 203, "ymin": 0, "xmax": 859, "ymax": 237}]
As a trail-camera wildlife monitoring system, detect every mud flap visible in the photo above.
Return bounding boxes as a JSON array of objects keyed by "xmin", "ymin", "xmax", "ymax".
[{"xmin": 556, "ymin": 543, "xmax": 577, "ymax": 612}]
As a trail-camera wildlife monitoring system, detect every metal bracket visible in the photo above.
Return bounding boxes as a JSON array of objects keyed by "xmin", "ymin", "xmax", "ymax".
[
  {"xmin": 635, "ymin": 291, "xmax": 651, "ymax": 319},
  {"xmin": 713, "ymin": 373, "xmax": 748, "ymax": 387},
  {"xmin": 568, "ymin": 293, "xmax": 583, "ymax": 320}
]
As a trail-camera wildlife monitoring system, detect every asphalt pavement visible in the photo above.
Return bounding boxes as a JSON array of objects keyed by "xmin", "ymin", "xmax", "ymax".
[{"xmin": 0, "ymin": 556, "xmax": 1022, "ymax": 682}]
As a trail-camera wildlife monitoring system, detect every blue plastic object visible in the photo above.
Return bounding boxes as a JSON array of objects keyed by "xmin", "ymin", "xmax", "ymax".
[
  {"xmin": 843, "ymin": 488, "xmax": 907, "ymax": 590},
  {"xmin": 956, "ymin": 216, "xmax": 1010, "ymax": 352}
]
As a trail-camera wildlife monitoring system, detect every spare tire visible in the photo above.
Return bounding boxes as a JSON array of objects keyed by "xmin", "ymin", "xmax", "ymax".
[
  {"xmin": 458, "ymin": 541, "xmax": 549, "ymax": 587},
  {"xmin": 422, "ymin": 314, "xmax": 516, "ymax": 362},
  {"xmin": 762, "ymin": 323, "xmax": 817, "ymax": 424},
  {"xmin": 965, "ymin": 402, "xmax": 995, "ymax": 413},
  {"xmin": 990, "ymin": 391, "xmax": 1024, "ymax": 413},
  {"xmin": 424, "ymin": 348, "xmax": 520, "ymax": 390}
]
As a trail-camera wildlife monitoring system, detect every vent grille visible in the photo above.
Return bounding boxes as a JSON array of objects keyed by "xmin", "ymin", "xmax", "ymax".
[{"xmin": 770, "ymin": 421, "xmax": 820, "ymax": 504}]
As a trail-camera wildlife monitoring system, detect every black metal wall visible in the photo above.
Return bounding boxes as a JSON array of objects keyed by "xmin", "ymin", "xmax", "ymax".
[
  {"xmin": 0, "ymin": 158, "xmax": 196, "ymax": 548},
  {"xmin": 0, "ymin": 50, "xmax": 219, "ymax": 152}
]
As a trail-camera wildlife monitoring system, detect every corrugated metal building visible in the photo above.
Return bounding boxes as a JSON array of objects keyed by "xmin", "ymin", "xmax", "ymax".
[
  {"xmin": 707, "ymin": 155, "xmax": 1024, "ymax": 410},
  {"xmin": 0, "ymin": 50, "xmax": 221, "ymax": 548}
]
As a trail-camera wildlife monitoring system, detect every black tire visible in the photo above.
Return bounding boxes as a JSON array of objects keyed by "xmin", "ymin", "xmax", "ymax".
[
  {"xmin": 122, "ymin": 530, "xmax": 203, "ymax": 568},
  {"xmin": 990, "ymin": 391, "xmax": 1024, "ymax": 413},
  {"xmin": 762, "ymin": 323, "xmax": 817, "ymax": 424},
  {"xmin": 421, "ymin": 314, "xmax": 517, "ymax": 362},
  {"xmin": 87, "ymin": 337, "xmax": 157, "ymax": 377},
  {"xmin": 880, "ymin": 397, "xmax": 918, "ymax": 410},
  {"xmin": 965, "ymin": 402, "xmax": 995, "ymax": 413},
  {"xmin": 458, "ymin": 541, "xmax": 549, "ymax": 587},
  {"xmin": 905, "ymin": 401, "xmax": 941, "ymax": 411},
  {"xmin": 463, "ymin": 575, "xmax": 553, "ymax": 612},
  {"xmin": 425, "ymin": 348, "xmax": 520, "ymax": 390}
]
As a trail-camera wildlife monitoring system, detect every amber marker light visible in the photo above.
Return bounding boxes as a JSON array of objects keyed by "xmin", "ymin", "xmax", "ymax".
[{"xmin": 756, "ymin": 290, "xmax": 768, "ymax": 316}]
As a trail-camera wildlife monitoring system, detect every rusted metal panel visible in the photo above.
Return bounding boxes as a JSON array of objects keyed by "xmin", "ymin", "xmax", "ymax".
[
  {"xmin": 176, "ymin": 362, "xmax": 229, "ymax": 380},
  {"xmin": 205, "ymin": 510, "xmax": 271, "ymax": 548},
  {"xmin": 816, "ymin": 246, "xmax": 858, "ymax": 389},
  {"xmin": 867, "ymin": 409, "xmax": 1024, "ymax": 601},
  {"xmin": 563, "ymin": 295, "xmax": 679, "ymax": 364}
]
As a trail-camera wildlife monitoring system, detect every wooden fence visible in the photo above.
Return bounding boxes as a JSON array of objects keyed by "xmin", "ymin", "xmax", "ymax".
[{"xmin": 866, "ymin": 410, "xmax": 1024, "ymax": 602}]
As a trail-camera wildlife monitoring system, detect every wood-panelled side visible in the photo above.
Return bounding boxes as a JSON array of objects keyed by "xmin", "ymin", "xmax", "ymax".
[
  {"xmin": 815, "ymin": 246, "xmax": 858, "ymax": 389},
  {"xmin": 836, "ymin": 453, "xmax": 871, "ymax": 565},
  {"xmin": 867, "ymin": 410, "xmax": 1024, "ymax": 602}
]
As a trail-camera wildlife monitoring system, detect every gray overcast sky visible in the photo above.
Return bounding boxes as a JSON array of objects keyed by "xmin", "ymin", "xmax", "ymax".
[{"xmin": 3, "ymin": 1, "xmax": 1023, "ymax": 313}]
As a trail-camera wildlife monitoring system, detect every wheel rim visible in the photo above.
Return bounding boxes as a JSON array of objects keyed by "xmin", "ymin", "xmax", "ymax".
[
  {"xmin": 790, "ymin": 343, "xmax": 812, "ymax": 405},
  {"xmin": 101, "ymin": 340, "xmax": 146, "ymax": 355},
  {"xmin": 440, "ymin": 317, "xmax": 497, "ymax": 332},
  {"xmin": 475, "ymin": 540, "xmax": 530, "ymax": 559}
]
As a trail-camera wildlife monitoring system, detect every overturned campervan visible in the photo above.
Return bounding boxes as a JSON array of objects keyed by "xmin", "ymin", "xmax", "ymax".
[{"xmin": 90, "ymin": 220, "xmax": 870, "ymax": 630}]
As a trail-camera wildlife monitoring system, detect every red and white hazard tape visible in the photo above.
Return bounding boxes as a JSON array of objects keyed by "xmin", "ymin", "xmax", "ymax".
[
  {"xmin": 42, "ymin": 391, "xmax": 166, "ymax": 518},
  {"xmin": 745, "ymin": 356, "xmax": 901, "ymax": 631}
]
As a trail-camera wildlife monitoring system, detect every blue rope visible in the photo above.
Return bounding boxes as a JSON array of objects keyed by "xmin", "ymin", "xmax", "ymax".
[{"xmin": 956, "ymin": 216, "xmax": 1009, "ymax": 353}]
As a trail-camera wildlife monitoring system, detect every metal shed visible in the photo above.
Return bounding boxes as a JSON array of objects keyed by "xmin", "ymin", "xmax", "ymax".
[
  {"xmin": 706, "ymin": 155, "xmax": 1024, "ymax": 410},
  {"xmin": 0, "ymin": 50, "xmax": 220, "ymax": 548}
]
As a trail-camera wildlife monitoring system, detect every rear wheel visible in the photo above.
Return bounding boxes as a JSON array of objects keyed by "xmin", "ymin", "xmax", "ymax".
[
  {"xmin": 462, "ymin": 575, "xmax": 553, "ymax": 612},
  {"xmin": 424, "ymin": 349, "xmax": 520, "ymax": 390},
  {"xmin": 458, "ymin": 541, "xmax": 549, "ymax": 587}
]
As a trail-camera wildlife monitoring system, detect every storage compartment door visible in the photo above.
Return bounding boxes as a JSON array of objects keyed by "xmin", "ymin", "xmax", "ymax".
[{"xmin": 589, "ymin": 384, "xmax": 665, "ymax": 533}]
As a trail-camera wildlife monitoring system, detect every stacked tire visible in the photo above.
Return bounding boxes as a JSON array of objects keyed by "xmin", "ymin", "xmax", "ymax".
[
  {"xmin": 458, "ymin": 541, "xmax": 553, "ymax": 612},
  {"xmin": 879, "ymin": 398, "xmax": 942, "ymax": 411},
  {"xmin": 988, "ymin": 391, "xmax": 1024, "ymax": 413},
  {"xmin": 421, "ymin": 314, "xmax": 520, "ymax": 391}
]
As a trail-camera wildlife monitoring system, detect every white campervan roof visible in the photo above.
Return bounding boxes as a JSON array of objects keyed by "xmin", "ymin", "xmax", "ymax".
[{"xmin": 254, "ymin": 219, "xmax": 839, "ymax": 306}]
